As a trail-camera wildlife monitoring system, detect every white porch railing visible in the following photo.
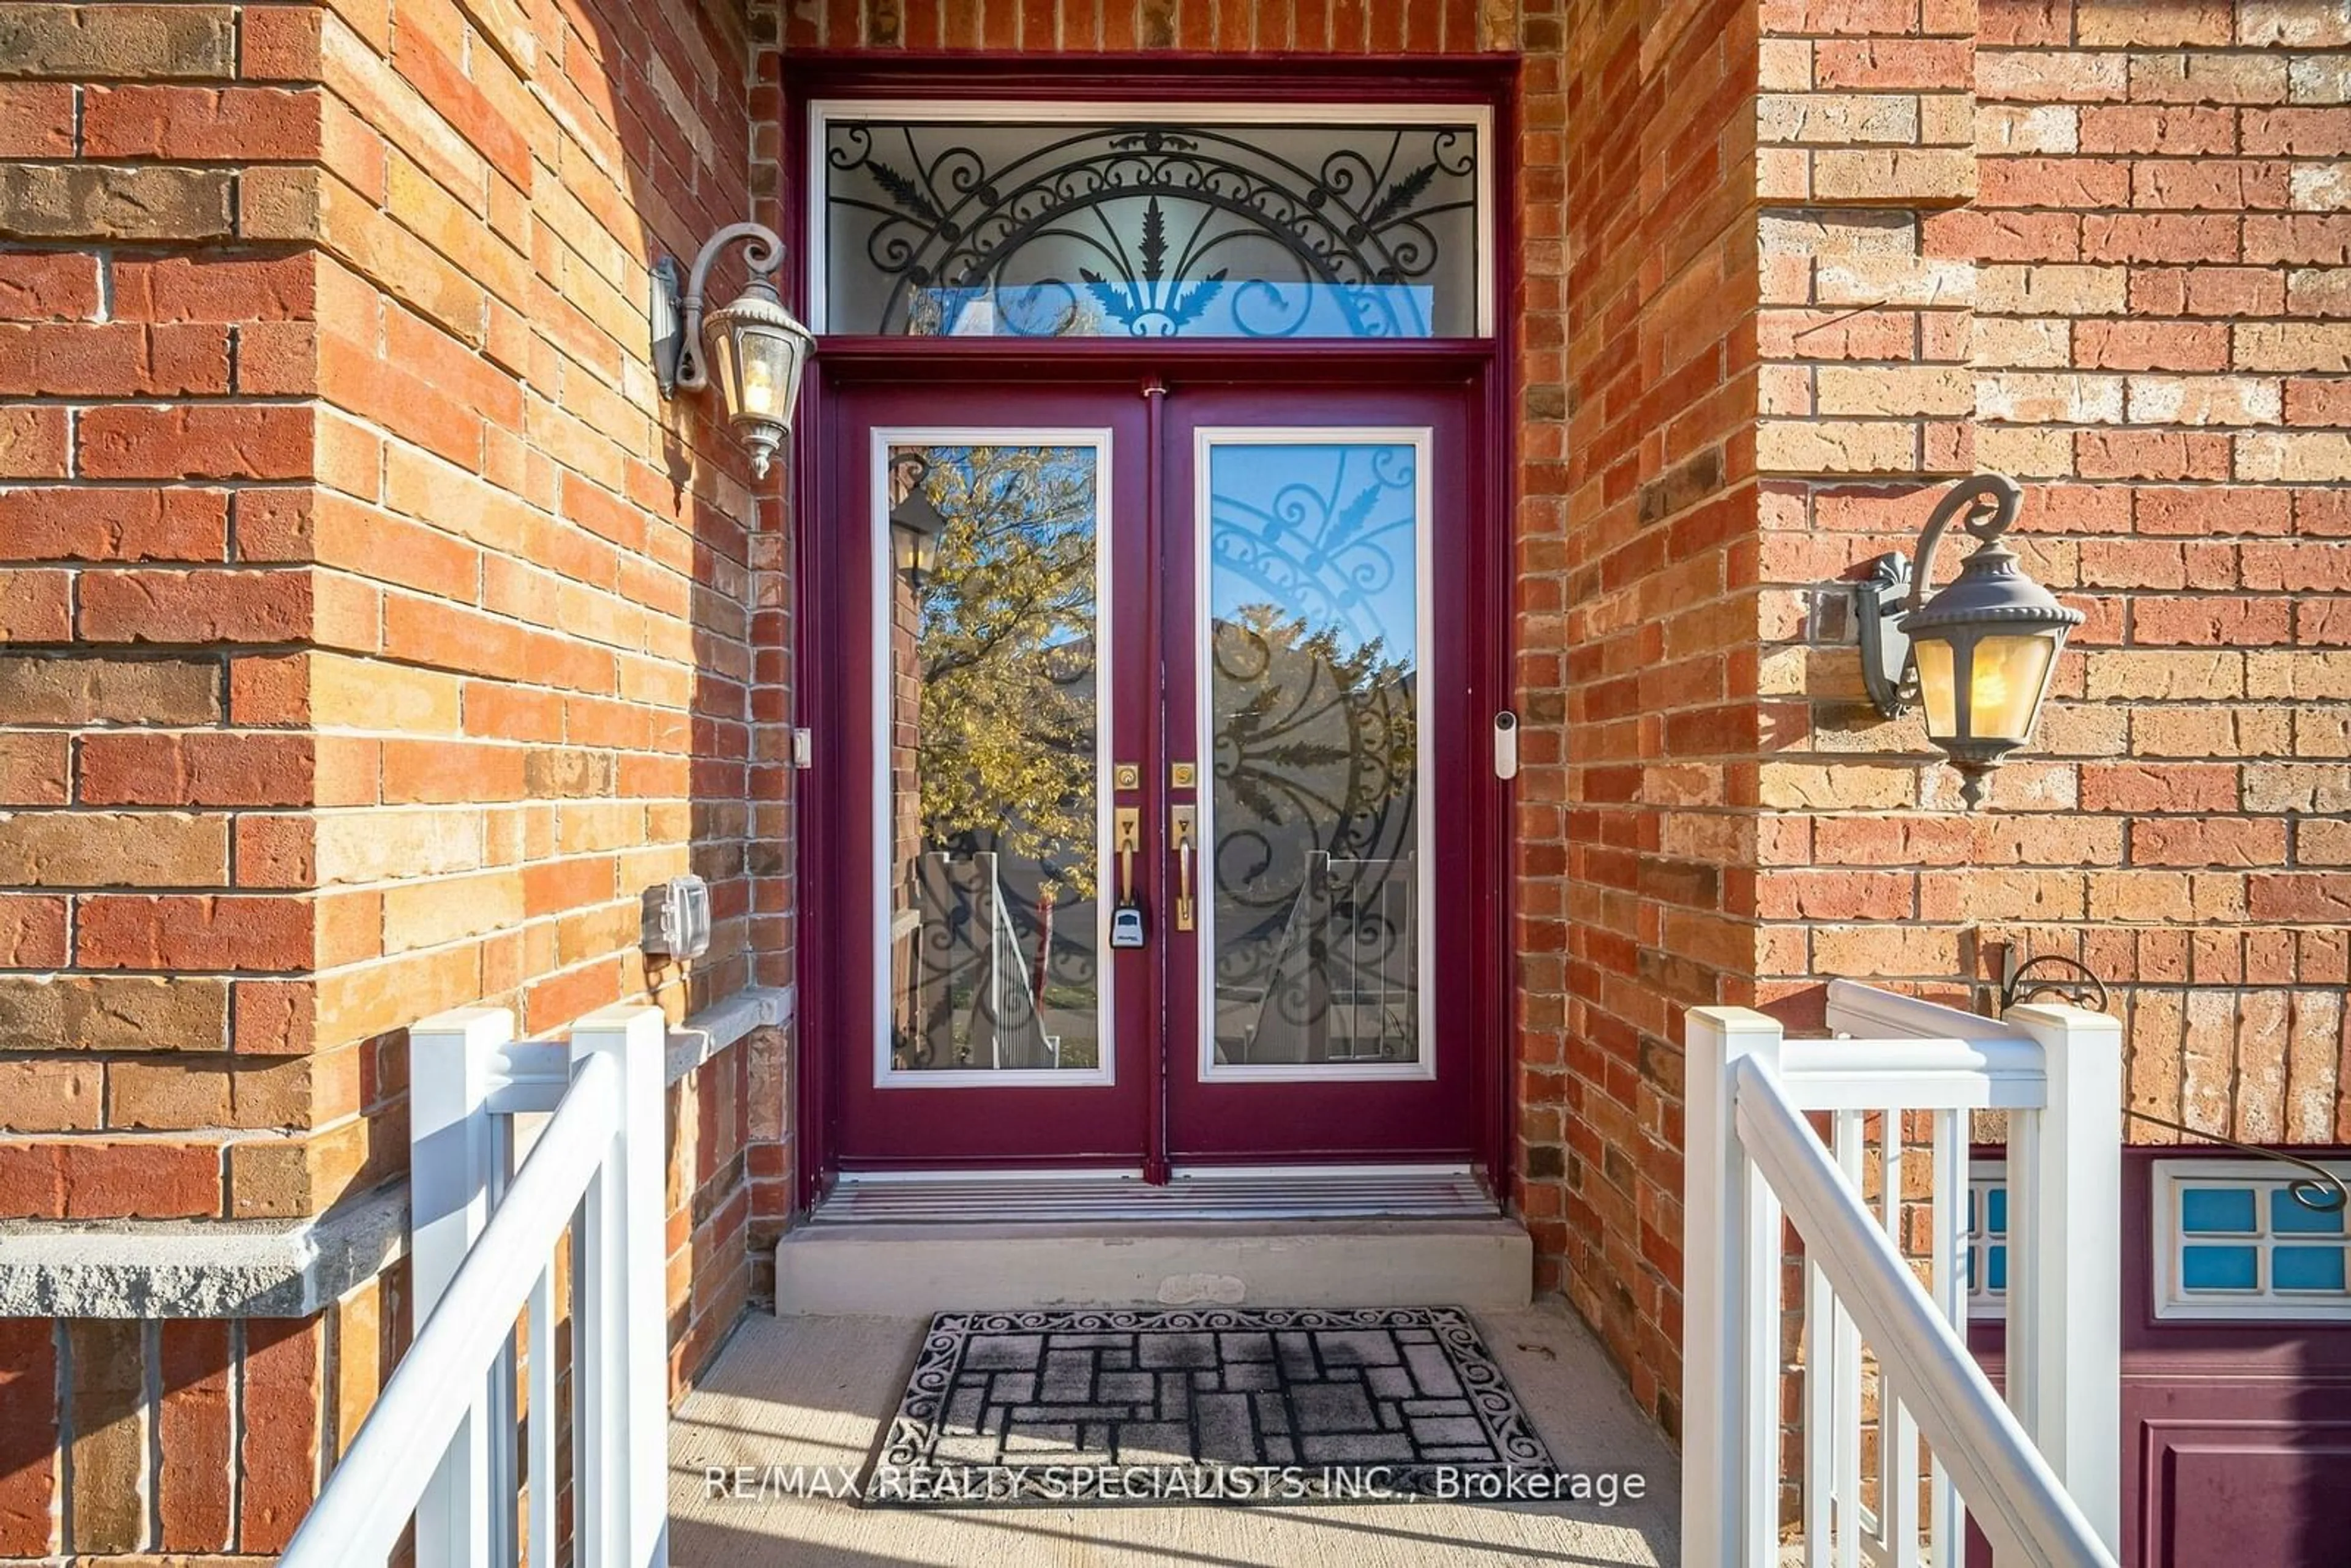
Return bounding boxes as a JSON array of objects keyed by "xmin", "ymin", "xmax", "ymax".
[
  {"xmin": 1684, "ymin": 981, "xmax": 2121, "ymax": 1568},
  {"xmin": 282, "ymin": 1005, "xmax": 670, "ymax": 1568}
]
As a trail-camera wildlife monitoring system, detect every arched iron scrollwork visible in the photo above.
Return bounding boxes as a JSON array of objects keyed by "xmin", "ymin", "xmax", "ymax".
[{"xmin": 826, "ymin": 120, "xmax": 1479, "ymax": 339}]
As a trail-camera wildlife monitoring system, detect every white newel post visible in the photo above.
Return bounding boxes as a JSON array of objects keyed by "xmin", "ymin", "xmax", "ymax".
[
  {"xmin": 1683, "ymin": 1005, "xmax": 1787, "ymax": 1568},
  {"xmin": 571, "ymin": 1005, "xmax": 672, "ymax": 1568},
  {"xmin": 2003, "ymin": 1001, "xmax": 2124, "ymax": 1556},
  {"xmin": 408, "ymin": 1007, "xmax": 513, "ymax": 1568}
]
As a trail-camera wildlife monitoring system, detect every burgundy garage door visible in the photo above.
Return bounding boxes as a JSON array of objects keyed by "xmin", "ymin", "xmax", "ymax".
[
  {"xmin": 1966, "ymin": 1148, "xmax": 2351, "ymax": 1567},
  {"xmin": 2120, "ymin": 1150, "xmax": 2351, "ymax": 1568}
]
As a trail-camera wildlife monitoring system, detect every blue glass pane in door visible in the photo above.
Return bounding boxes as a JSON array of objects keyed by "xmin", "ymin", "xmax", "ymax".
[
  {"xmin": 2272, "ymin": 1246, "xmax": 2348, "ymax": 1292},
  {"xmin": 2180, "ymin": 1187, "xmax": 2257, "ymax": 1233},
  {"xmin": 2180, "ymin": 1245, "xmax": 2259, "ymax": 1291},
  {"xmin": 2271, "ymin": 1187, "xmax": 2347, "ymax": 1234},
  {"xmin": 1205, "ymin": 440, "xmax": 1422, "ymax": 1069}
]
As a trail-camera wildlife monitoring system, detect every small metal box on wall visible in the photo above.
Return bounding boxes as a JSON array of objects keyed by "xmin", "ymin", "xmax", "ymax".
[{"xmin": 643, "ymin": 876, "xmax": 713, "ymax": 961}]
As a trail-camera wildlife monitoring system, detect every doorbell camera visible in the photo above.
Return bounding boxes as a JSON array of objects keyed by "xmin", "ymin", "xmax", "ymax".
[{"xmin": 1493, "ymin": 710, "xmax": 1520, "ymax": 781}]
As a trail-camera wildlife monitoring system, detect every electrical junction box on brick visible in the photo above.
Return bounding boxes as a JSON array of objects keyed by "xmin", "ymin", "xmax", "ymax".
[{"xmin": 644, "ymin": 875, "xmax": 712, "ymax": 961}]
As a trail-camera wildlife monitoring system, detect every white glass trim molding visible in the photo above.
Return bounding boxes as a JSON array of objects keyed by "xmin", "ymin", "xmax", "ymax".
[{"xmin": 1193, "ymin": 426, "xmax": 1438, "ymax": 1086}]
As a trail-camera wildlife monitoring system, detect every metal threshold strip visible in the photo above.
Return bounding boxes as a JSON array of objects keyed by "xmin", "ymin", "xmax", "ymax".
[{"xmin": 809, "ymin": 1166, "xmax": 1501, "ymax": 1224}]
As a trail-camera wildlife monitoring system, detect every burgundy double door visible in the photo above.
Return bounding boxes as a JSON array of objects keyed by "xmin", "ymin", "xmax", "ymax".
[{"xmin": 814, "ymin": 372, "xmax": 1491, "ymax": 1176}]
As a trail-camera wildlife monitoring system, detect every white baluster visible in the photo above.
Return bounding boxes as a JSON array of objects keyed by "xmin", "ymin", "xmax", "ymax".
[
  {"xmin": 1804, "ymin": 1252, "xmax": 1833, "ymax": 1568},
  {"xmin": 1832, "ymin": 1111, "xmax": 1862, "ymax": 1568},
  {"xmin": 2004, "ymin": 1002, "xmax": 2123, "ymax": 1556},
  {"xmin": 1684, "ymin": 1006, "xmax": 1788, "ymax": 1568},
  {"xmin": 1881, "ymin": 1111, "xmax": 1920, "ymax": 1566},
  {"xmin": 528, "ymin": 1261, "xmax": 557, "ymax": 1568},
  {"xmin": 571, "ymin": 1006, "xmax": 672, "ymax": 1568},
  {"xmin": 410, "ymin": 1008, "xmax": 512, "ymax": 1568},
  {"xmin": 1930, "ymin": 1109, "xmax": 1966, "ymax": 1564}
]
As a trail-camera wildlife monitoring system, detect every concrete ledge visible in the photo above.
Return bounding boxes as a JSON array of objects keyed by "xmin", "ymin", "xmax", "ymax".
[
  {"xmin": 0, "ymin": 1182, "xmax": 408, "ymax": 1319},
  {"xmin": 666, "ymin": 983, "xmax": 792, "ymax": 1086},
  {"xmin": 774, "ymin": 1218, "xmax": 1534, "ymax": 1316}
]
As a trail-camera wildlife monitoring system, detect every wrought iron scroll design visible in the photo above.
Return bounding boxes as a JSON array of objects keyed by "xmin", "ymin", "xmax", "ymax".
[
  {"xmin": 826, "ymin": 121, "xmax": 1477, "ymax": 338},
  {"xmin": 2001, "ymin": 948, "xmax": 2349, "ymax": 1214}
]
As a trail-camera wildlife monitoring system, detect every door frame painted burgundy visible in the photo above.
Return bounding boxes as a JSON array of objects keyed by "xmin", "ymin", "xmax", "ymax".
[{"xmin": 782, "ymin": 54, "xmax": 1522, "ymax": 1209}]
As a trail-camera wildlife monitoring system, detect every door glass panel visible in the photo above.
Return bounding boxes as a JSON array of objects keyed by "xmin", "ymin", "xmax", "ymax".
[
  {"xmin": 881, "ymin": 439, "xmax": 1105, "ymax": 1076},
  {"xmin": 1201, "ymin": 437, "xmax": 1425, "ymax": 1071},
  {"xmin": 823, "ymin": 116, "xmax": 1483, "ymax": 339}
]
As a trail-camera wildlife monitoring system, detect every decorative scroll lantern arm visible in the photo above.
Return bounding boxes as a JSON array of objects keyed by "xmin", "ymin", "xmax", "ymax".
[
  {"xmin": 653, "ymin": 221, "xmax": 787, "ymax": 397},
  {"xmin": 1857, "ymin": 475, "xmax": 2023, "ymax": 715}
]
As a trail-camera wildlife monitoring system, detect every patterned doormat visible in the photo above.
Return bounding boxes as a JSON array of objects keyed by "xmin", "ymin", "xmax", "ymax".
[{"xmin": 867, "ymin": 1307, "xmax": 1553, "ymax": 1506}]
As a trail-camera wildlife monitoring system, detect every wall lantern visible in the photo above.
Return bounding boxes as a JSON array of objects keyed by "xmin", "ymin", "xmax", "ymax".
[
  {"xmin": 1855, "ymin": 474, "xmax": 2083, "ymax": 809},
  {"xmin": 651, "ymin": 221, "xmax": 815, "ymax": 480},
  {"xmin": 887, "ymin": 451, "xmax": 948, "ymax": 587}
]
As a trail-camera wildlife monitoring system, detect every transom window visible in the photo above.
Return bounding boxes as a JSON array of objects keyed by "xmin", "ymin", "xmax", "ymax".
[{"xmin": 812, "ymin": 103, "xmax": 1492, "ymax": 340}]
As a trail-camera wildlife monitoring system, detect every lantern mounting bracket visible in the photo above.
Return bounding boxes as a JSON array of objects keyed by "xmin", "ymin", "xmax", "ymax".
[
  {"xmin": 1855, "ymin": 550, "xmax": 1914, "ymax": 717},
  {"xmin": 651, "ymin": 220, "xmax": 786, "ymax": 399},
  {"xmin": 1855, "ymin": 473, "xmax": 2025, "ymax": 719}
]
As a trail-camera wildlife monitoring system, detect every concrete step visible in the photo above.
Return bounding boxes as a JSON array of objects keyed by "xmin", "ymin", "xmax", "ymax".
[{"xmin": 773, "ymin": 1218, "xmax": 1534, "ymax": 1316}]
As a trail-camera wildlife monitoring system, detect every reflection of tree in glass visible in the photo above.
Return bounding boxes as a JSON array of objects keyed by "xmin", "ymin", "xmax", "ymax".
[
  {"xmin": 1216, "ymin": 604, "xmax": 1416, "ymax": 857},
  {"xmin": 1212, "ymin": 605, "xmax": 1419, "ymax": 1057},
  {"xmin": 912, "ymin": 446, "xmax": 1098, "ymax": 905}
]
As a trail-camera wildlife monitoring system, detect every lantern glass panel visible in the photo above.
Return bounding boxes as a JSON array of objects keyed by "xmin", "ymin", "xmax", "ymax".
[
  {"xmin": 731, "ymin": 324, "xmax": 797, "ymax": 422},
  {"xmin": 709, "ymin": 331, "xmax": 744, "ymax": 420},
  {"xmin": 891, "ymin": 523, "xmax": 937, "ymax": 580},
  {"xmin": 1965, "ymin": 632, "xmax": 2057, "ymax": 742},
  {"xmin": 1915, "ymin": 636, "xmax": 1958, "ymax": 738}
]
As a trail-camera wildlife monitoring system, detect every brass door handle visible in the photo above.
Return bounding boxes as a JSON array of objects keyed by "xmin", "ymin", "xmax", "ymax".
[
  {"xmin": 1114, "ymin": 806, "xmax": 1141, "ymax": 904},
  {"xmin": 1171, "ymin": 804, "xmax": 1196, "ymax": 931},
  {"xmin": 1111, "ymin": 806, "xmax": 1147, "ymax": 948}
]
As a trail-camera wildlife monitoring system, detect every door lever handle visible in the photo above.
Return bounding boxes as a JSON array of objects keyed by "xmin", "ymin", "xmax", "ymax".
[
  {"xmin": 1170, "ymin": 804, "xmax": 1196, "ymax": 931},
  {"xmin": 1114, "ymin": 807, "xmax": 1141, "ymax": 904},
  {"xmin": 1111, "ymin": 806, "xmax": 1147, "ymax": 949}
]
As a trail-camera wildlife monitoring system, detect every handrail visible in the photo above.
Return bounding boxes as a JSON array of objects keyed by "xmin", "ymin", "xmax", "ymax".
[
  {"xmin": 1734, "ymin": 1055, "xmax": 2114, "ymax": 1567},
  {"xmin": 1777, "ymin": 1033, "xmax": 2050, "ymax": 1109},
  {"xmin": 1824, "ymin": 975, "xmax": 2031, "ymax": 1042},
  {"xmin": 281, "ymin": 1054, "xmax": 622, "ymax": 1567},
  {"xmin": 1684, "ymin": 994, "xmax": 2121, "ymax": 1568},
  {"xmin": 274, "ymin": 1003, "xmax": 670, "ymax": 1568}
]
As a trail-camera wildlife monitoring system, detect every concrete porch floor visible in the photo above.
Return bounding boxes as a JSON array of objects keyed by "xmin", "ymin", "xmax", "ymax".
[{"xmin": 668, "ymin": 1301, "xmax": 1681, "ymax": 1566}]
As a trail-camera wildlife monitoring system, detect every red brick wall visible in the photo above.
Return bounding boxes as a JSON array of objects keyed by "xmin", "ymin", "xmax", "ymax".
[
  {"xmin": 1755, "ymin": 0, "xmax": 2351, "ymax": 1144},
  {"xmin": 0, "ymin": 0, "xmax": 785, "ymax": 1191},
  {"xmin": 1512, "ymin": 0, "xmax": 1764, "ymax": 1435},
  {"xmin": 1744, "ymin": 0, "xmax": 2351, "ymax": 1499},
  {"xmin": 1515, "ymin": 0, "xmax": 2351, "ymax": 1444},
  {"xmin": 1, "ymin": 0, "xmax": 785, "ymax": 1548},
  {"xmin": 0, "ymin": 1274, "xmax": 408, "ymax": 1558}
]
